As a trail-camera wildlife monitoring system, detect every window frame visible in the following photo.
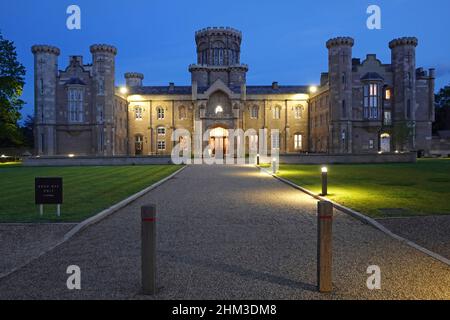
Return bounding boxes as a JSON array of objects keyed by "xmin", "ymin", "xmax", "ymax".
[
  {"xmin": 68, "ymin": 87, "xmax": 84, "ymax": 123},
  {"xmin": 363, "ymin": 83, "xmax": 380, "ymax": 120},
  {"xmin": 273, "ymin": 106, "xmax": 281, "ymax": 120},
  {"xmin": 251, "ymin": 105, "xmax": 259, "ymax": 119},
  {"xmin": 157, "ymin": 107, "xmax": 165, "ymax": 120},
  {"xmin": 294, "ymin": 105, "xmax": 303, "ymax": 119},
  {"xmin": 157, "ymin": 126, "xmax": 166, "ymax": 136},
  {"xmin": 157, "ymin": 140, "xmax": 166, "ymax": 151},
  {"xmin": 294, "ymin": 133, "xmax": 303, "ymax": 150}
]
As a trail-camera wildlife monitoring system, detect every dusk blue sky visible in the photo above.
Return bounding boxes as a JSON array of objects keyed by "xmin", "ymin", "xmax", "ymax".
[{"xmin": 1, "ymin": 0, "xmax": 450, "ymax": 119}]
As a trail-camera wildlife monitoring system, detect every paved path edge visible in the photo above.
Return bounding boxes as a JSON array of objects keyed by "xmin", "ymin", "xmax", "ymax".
[
  {"xmin": 0, "ymin": 165, "xmax": 186, "ymax": 281},
  {"xmin": 258, "ymin": 166, "xmax": 450, "ymax": 267}
]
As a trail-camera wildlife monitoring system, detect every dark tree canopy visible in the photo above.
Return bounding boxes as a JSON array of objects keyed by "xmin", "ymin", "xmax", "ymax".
[
  {"xmin": 433, "ymin": 86, "xmax": 450, "ymax": 134},
  {"xmin": 0, "ymin": 31, "xmax": 26, "ymax": 147}
]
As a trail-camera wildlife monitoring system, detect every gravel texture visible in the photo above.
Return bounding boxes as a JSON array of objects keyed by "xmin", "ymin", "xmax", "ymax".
[
  {"xmin": 377, "ymin": 216, "xmax": 450, "ymax": 260},
  {"xmin": 0, "ymin": 223, "xmax": 76, "ymax": 277},
  {"xmin": 0, "ymin": 165, "xmax": 448, "ymax": 300}
]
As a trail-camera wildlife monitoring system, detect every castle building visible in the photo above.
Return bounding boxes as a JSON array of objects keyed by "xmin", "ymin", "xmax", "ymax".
[{"xmin": 32, "ymin": 27, "xmax": 435, "ymax": 157}]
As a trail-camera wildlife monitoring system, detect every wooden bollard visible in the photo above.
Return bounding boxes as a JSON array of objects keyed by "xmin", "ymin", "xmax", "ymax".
[
  {"xmin": 317, "ymin": 200, "xmax": 333, "ymax": 293},
  {"xmin": 141, "ymin": 205, "xmax": 157, "ymax": 295}
]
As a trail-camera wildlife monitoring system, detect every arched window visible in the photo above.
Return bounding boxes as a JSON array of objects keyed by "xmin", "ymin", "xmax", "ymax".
[
  {"xmin": 294, "ymin": 105, "xmax": 304, "ymax": 119},
  {"xmin": 135, "ymin": 135, "xmax": 143, "ymax": 155},
  {"xmin": 157, "ymin": 107, "xmax": 165, "ymax": 120},
  {"xmin": 294, "ymin": 133, "xmax": 303, "ymax": 150},
  {"xmin": 134, "ymin": 106, "xmax": 143, "ymax": 120},
  {"xmin": 273, "ymin": 106, "xmax": 281, "ymax": 120},
  {"xmin": 380, "ymin": 133, "xmax": 391, "ymax": 152},
  {"xmin": 251, "ymin": 105, "xmax": 259, "ymax": 119},
  {"xmin": 178, "ymin": 106, "xmax": 187, "ymax": 120}
]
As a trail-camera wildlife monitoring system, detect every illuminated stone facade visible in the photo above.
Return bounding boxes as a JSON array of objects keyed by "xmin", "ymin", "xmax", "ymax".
[{"xmin": 33, "ymin": 28, "xmax": 435, "ymax": 156}]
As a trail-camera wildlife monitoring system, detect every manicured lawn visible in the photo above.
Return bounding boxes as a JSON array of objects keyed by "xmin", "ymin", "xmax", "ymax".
[
  {"xmin": 0, "ymin": 165, "xmax": 182, "ymax": 223},
  {"xmin": 272, "ymin": 159, "xmax": 450, "ymax": 218}
]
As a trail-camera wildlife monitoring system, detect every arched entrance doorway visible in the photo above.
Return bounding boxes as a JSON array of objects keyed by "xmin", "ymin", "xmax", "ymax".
[
  {"xmin": 209, "ymin": 127, "xmax": 229, "ymax": 159},
  {"xmin": 380, "ymin": 133, "xmax": 391, "ymax": 153}
]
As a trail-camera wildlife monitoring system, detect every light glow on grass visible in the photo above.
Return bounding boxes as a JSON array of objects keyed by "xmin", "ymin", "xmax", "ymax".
[{"xmin": 276, "ymin": 159, "xmax": 450, "ymax": 218}]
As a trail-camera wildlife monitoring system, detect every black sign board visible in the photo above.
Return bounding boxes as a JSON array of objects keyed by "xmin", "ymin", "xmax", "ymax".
[{"xmin": 35, "ymin": 177, "xmax": 63, "ymax": 205}]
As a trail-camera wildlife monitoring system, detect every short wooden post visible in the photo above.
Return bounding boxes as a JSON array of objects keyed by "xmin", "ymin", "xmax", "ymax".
[
  {"xmin": 141, "ymin": 205, "xmax": 157, "ymax": 295},
  {"xmin": 317, "ymin": 200, "xmax": 333, "ymax": 293}
]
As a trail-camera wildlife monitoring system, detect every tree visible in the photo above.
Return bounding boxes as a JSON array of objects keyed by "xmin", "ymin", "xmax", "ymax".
[
  {"xmin": 433, "ymin": 85, "xmax": 450, "ymax": 133},
  {"xmin": 393, "ymin": 122, "xmax": 413, "ymax": 151},
  {"xmin": 0, "ymin": 31, "xmax": 26, "ymax": 147},
  {"xmin": 20, "ymin": 115, "xmax": 34, "ymax": 148}
]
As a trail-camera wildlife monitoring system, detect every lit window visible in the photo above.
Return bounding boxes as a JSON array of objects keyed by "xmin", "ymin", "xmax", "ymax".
[
  {"xmin": 157, "ymin": 107, "xmax": 165, "ymax": 120},
  {"xmin": 157, "ymin": 141, "xmax": 166, "ymax": 150},
  {"xmin": 157, "ymin": 127, "xmax": 166, "ymax": 136},
  {"xmin": 273, "ymin": 106, "xmax": 281, "ymax": 119},
  {"xmin": 135, "ymin": 106, "xmax": 143, "ymax": 120},
  {"xmin": 363, "ymin": 83, "xmax": 379, "ymax": 120},
  {"xmin": 294, "ymin": 106, "xmax": 303, "ymax": 119},
  {"xmin": 135, "ymin": 135, "xmax": 143, "ymax": 155},
  {"xmin": 294, "ymin": 134, "xmax": 303, "ymax": 150},
  {"xmin": 385, "ymin": 88, "xmax": 391, "ymax": 100}
]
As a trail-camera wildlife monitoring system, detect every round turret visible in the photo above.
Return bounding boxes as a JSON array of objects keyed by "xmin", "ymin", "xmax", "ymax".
[
  {"xmin": 31, "ymin": 45, "xmax": 60, "ymax": 56},
  {"xmin": 89, "ymin": 44, "xmax": 117, "ymax": 55},
  {"xmin": 326, "ymin": 37, "xmax": 354, "ymax": 49},
  {"xmin": 194, "ymin": 27, "xmax": 242, "ymax": 66},
  {"xmin": 389, "ymin": 37, "xmax": 418, "ymax": 49},
  {"xmin": 125, "ymin": 72, "xmax": 144, "ymax": 87}
]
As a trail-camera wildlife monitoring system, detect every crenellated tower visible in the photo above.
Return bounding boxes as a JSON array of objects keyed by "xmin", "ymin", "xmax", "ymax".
[
  {"xmin": 389, "ymin": 37, "xmax": 418, "ymax": 150},
  {"xmin": 90, "ymin": 44, "xmax": 117, "ymax": 155},
  {"xmin": 32, "ymin": 45, "xmax": 60, "ymax": 155},
  {"xmin": 125, "ymin": 72, "xmax": 144, "ymax": 87},
  {"xmin": 326, "ymin": 37, "xmax": 354, "ymax": 153}
]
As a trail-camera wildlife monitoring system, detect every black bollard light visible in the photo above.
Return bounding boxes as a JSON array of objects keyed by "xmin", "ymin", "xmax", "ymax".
[{"xmin": 321, "ymin": 166, "xmax": 328, "ymax": 196}]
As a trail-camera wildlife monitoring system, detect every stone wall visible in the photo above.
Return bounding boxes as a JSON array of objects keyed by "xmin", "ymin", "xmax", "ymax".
[
  {"xmin": 24, "ymin": 156, "xmax": 174, "ymax": 167},
  {"xmin": 274, "ymin": 152, "xmax": 416, "ymax": 164}
]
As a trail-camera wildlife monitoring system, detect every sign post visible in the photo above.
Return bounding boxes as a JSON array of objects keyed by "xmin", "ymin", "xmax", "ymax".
[{"xmin": 35, "ymin": 177, "xmax": 63, "ymax": 217}]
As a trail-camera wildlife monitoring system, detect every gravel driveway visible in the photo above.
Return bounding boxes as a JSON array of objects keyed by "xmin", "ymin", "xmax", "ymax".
[{"xmin": 0, "ymin": 165, "xmax": 448, "ymax": 299}]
